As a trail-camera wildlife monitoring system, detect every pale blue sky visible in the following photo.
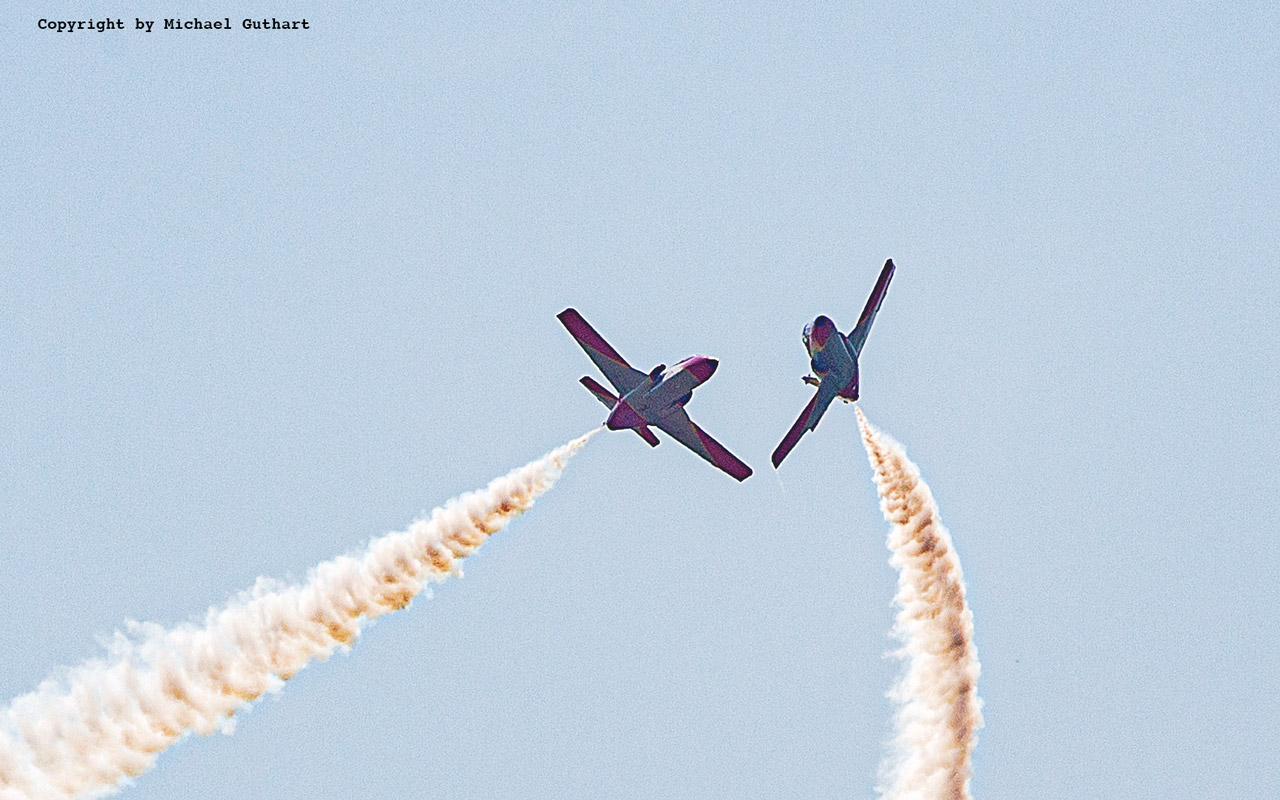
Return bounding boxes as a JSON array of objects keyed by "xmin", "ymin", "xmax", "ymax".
[{"xmin": 3, "ymin": 3, "xmax": 1278, "ymax": 798}]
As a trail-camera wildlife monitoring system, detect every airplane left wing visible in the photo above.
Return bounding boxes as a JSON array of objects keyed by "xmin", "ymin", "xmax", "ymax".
[
  {"xmin": 847, "ymin": 259, "xmax": 895, "ymax": 355},
  {"xmin": 652, "ymin": 407, "xmax": 753, "ymax": 481},
  {"xmin": 771, "ymin": 375, "xmax": 841, "ymax": 467},
  {"xmin": 557, "ymin": 308, "xmax": 646, "ymax": 394}
]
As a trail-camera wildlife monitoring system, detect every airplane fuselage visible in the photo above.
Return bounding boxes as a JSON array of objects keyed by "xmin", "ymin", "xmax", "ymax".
[
  {"xmin": 606, "ymin": 355, "xmax": 717, "ymax": 429},
  {"xmin": 803, "ymin": 316, "xmax": 859, "ymax": 401}
]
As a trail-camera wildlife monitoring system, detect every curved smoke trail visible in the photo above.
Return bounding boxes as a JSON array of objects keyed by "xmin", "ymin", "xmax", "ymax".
[
  {"xmin": 0, "ymin": 432, "xmax": 594, "ymax": 800},
  {"xmin": 856, "ymin": 409, "xmax": 981, "ymax": 800}
]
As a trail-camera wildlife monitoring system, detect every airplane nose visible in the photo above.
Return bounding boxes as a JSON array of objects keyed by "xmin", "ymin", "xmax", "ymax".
[
  {"xmin": 810, "ymin": 319, "xmax": 832, "ymax": 348},
  {"xmin": 687, "ymin": 357, "xmax": 717, "ymax": 382}
]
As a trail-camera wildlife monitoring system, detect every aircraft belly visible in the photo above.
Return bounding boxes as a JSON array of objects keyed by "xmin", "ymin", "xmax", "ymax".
[
  {"xmin": 824, "ymin": 356, "xmax": 855, "ymax": 391},
  {"xmin": 839, "ymin": 362, "xmax": 859, "ymax": 400},
  {"xmin": 639, "ymin": 370, "xmax": 700, "ymax": 412},
  {"xmin": 812, "ymin": 336, "xmax": 855, "ymax": 380}
]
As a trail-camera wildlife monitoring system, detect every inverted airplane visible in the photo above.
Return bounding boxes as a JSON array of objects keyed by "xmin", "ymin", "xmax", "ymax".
[
  {"xmin": 771, "ymin": 258, "xmax": 896, "ymax": 468},
  {"xmin": 558, "ymin": 308, "xmax": 753, "ymax": 481}
]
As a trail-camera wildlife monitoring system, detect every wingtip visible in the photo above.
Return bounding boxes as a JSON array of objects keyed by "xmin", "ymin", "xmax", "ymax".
[
  {"xmin": 720, "ymin": 455, "xmax": 754, "ymax": 482},
  {"xmin": 770, "ymin": 446, "xmax": 789, "ymax": 469}
]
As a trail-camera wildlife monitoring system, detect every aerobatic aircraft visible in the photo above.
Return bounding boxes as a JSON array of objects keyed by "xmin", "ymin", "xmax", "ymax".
[
  {"xmin": 771, "ymin": 258, "xmax": 896, "ymax": 468},
  {"xmin": 558, "ymin": 308, "xmax": 753, "ymax": 481}
]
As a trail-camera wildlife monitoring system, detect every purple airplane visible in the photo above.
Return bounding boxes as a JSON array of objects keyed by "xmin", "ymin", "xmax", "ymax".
[
  {"xmin": 558, "ymin": 308, "xmax": 753, "ymax": 481},
  {"xmin": 771, "ymin": 258, "xmax": 896, "ymax": 468}
]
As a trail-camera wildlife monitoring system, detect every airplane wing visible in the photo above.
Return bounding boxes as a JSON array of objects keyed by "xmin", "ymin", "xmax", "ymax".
[
  {"xmin": 771, "ymin": 374, "xmax": 841, "ymax": 468},
  {"xmin": 651, "ymin": 407, "xmax": 753, "ymax": 481},
  {"xmin": 846, "ymin": 259, "xmax": 895, "ymax": 355},
  {"xmin": 557, "ymin": 308, "xmax": 646, "ymax": 394}
]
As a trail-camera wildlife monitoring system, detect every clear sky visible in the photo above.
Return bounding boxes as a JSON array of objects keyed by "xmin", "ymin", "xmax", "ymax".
[{"xmin": 3, "ymin": 2, "xmax": 1277, "ymax": 798}]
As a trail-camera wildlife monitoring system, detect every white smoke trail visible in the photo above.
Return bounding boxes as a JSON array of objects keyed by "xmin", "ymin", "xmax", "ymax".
[
  {"xmin": 856, "ymin": 409, "xmax": 981, "ymax": 800},
  {"xmin": 0, "ymin": 432, "xmax": 595, "ymax": 800}
]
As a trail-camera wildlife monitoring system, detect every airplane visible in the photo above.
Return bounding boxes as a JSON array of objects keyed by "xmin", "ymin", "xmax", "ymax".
[
  {"xmin": 771, "ymin": 258, "xmax": 896, "ymax": 468},
  {"xmin": 557, "ymin": 308, "xmax": 753, "ymax": 481}
]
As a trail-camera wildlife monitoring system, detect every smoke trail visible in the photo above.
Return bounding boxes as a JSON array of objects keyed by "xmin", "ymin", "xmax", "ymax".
[
  {"xmin": 0, "ymin": 433, "xmax": 594, "ymax": 800},
  {"xmin": 855, "ymin": 409, "xmax": 981, "ymax": 800}
]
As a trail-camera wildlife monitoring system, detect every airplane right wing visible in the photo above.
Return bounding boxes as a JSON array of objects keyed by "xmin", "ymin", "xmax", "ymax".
[
  {"xmin": 557, "ymin": 308, "xmax": 646, "ymax": 394},
  {"xmin": 846, "ymin": 259, "xmax": 895, "ymax": 355},
  {"xmin": 652, "ymin": 407, "xmax": 753, "ymax": 482},
  {"xmin": 771, "ymin": 374, "xmax": 841, "ymax": 468}
]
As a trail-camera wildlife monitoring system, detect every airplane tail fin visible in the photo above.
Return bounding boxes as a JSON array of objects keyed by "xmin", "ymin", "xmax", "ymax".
[
  {"xmin": 847, "ymin": 259, "xmax": 895, "ymax": 355},
  {"xmin": 581, "ymin": 376, "xmax": 659, "ymax": 447}
]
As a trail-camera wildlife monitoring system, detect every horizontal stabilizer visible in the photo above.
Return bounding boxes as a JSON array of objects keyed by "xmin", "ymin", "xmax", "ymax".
[
  {"xmin": 579, "ymin": 376, "xmax": 656, "ymax": 446},
  {"xmin": 635, "ymin": 425, "xmax": 660, "ymax": 447},
  {"xmin": 579, "ymin": 375, "xmax": 618, "ymax": 409}
]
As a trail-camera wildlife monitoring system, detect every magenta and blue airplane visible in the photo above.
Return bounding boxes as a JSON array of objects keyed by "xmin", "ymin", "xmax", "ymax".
[
  {"xmin": 558, "ymin": 308, "xmax": 753, "ymax": 481},
  {"xmin": 771, "ymin": 258, "xmax": 896, "ymax": 468}
]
